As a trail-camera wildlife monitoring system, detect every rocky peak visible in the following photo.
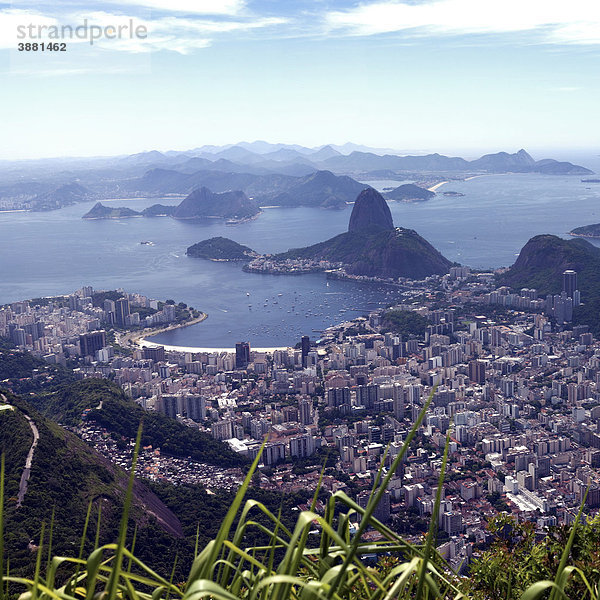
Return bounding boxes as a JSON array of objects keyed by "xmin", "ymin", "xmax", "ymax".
[{"xmin": 348, "ymin": 188, "xmax": 394, "ymax": 233}]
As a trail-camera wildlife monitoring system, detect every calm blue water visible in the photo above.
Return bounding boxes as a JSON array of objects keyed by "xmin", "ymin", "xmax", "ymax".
[{"xmin": 1, "ymin": 167, "xmax": 599, "ymax": 347}]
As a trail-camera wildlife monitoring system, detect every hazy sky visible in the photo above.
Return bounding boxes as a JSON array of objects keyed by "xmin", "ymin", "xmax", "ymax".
[{"xmin": 1, "ymin": 0, "xmax": 599, "ymax": 159}]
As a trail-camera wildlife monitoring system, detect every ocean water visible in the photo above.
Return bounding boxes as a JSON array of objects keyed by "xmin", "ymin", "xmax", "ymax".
[{"xmin": 1, "ymin": 167, "xmax": 599, "ymax": 347}]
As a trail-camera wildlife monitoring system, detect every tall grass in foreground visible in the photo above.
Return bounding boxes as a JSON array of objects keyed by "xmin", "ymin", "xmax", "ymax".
[{"xmin": 0, "ymin": 401, "xmax": 597, "ymax": 600}]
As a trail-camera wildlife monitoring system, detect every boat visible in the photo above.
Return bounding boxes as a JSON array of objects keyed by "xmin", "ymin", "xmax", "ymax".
[{"xmin": 140, "ymin": 240, "xmax": 154, "ymax": 246}]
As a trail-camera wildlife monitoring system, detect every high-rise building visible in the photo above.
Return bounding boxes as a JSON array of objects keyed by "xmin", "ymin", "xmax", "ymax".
[
  {"xmin": 355, "ymin": 384, "xmax": 379, "ymax": 409},
  {"xmin": 289, "ymin": 433, "xmax": 315, "ymax": 458},
  {"xmin": 115, "ymin": 297, "xmax": 130, "ymax": 327},
  {"xmin": 468, "ymin": 360, "xmax": 486, "ymax": 385},
  {"xmin": 301, "ymin": 335, "xmax": 310, "ymax": 367},
  {"xmin": 79, "ymin": 330, "xmax": 106, "ymax": 357},
  {"xmin": 298, "ymin": 398, "xmax": 313, "ymax": 425},
  {"xmin": 563, "ymin": 270, "xmax": 578, "ymax": 299},
  {"xmin": 357, "ymin": 489, "xmax": 391, "ymax": 524},
  {"xmin": 211, "ymin": 419, "xmax": 234, "ymax": 441},
  {"xmin": 143, "ymin": 345, "xmax": 165, "ymax": 362},
  {"xmin": 235, "ymin": 341, "xmax": 250, "ymax": 368},
  {"xmin": 185, "ymin": 395, "xmax": 206, "ymax": 421},
  {"xmin": 327, "ymin": 387, "xmax": 351, "ymax": 408}
]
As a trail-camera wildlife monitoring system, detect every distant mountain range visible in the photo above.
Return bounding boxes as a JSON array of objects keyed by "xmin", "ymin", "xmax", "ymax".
[
  {"xmin": 1, "ymin": 144, "xmax": 593, "ymax": 212},
  {"xmin": 130, "ymin": 169, "xmax": 367, "ymax": 209}
]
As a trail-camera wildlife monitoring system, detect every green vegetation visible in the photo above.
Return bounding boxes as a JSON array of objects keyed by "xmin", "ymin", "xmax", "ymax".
[
  {"xmin": 0, "ymin": 395, "xmax": 185, "ymax": 579},
  {"xmin": 385, "ymin": 183, "xmax": 435, "ymax": 201},
  {"xmin": 498, "ymin": 234, "xmax": 600, "ymax": 296},
  {"xmin": 2, "ymin": 390, "xmax": 600, "ymax": 599},
  {"xmin": 28, "ymin": 378, "xmax": 248, "ymax": 468},
  {"xmin": 82, "ymin": 203, "xmax": 141, "ymax": 220},
  {"xmin": 381, "ymin": 309, "xmax": 429, "ymax": 338},
  {"xmin": 497, "ymin": 234, "xmax": 600, "ymax": 335},
  {"xmin": 569, "ymin": 222, "xmax": 600, "ymax": 238},
  {"xmin": 4, "ymin": 392, "xmax": 600, "ymax": 600},
  {"xmin": 0, "ymin": 344, "xmax": 76, "ymax": 395},
  {"xmin": 279, "ymin": 227, "xmax": 452, "ymax": 279},
  {"xmin": 186, "ymin": 237, "xmax": 255, "ymax": 261}
]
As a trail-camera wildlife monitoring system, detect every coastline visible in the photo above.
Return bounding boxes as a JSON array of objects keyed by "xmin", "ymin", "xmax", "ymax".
[
  {"xmin": 139, "ymin": 340, "xmax": 291, "ymax": 353},
  {"xmin": 568, "ymin": 232, "xmax": 600, "ymax": 239},
  {"xmin": 130, "ymin": 311, "xmax": 291, "ymax": 353},
  {"xmin": 118, "ymin": 312, "xmax": 208, "ymax": 348},
  {"xmin": 428, "ymin": 181, "xmax": 448, "ymax": 192}
]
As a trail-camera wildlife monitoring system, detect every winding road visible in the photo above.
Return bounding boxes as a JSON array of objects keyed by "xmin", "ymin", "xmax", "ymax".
[
  {"xmin": 1, "ymin": 392, "xmax": 40, "ymax": 508},
  {"xmin": 16, "ymin": 414, "xmax": 39, "ymax": 507}
]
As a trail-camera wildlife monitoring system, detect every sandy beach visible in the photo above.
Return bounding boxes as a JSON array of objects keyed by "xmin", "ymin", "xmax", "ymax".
[
  {"xmin": 138, "ymin": 339, "xmax": 292, "ymax": 353},
  {"xmin": 428, "ymin": 181, "xmax": 448, "ymax": 192},
  {"xmin": 130, "ymin": 311, "xmax": 291, "ymax": 353},
  {"xmin": 118, "ymin": 312, "xmax": 208, "ymax": 348}
]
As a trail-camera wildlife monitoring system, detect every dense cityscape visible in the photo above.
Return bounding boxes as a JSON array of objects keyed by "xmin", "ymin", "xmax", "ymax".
[{"xmin": 1, "ymin": 261, "xmax": 597, "ymax": 573}]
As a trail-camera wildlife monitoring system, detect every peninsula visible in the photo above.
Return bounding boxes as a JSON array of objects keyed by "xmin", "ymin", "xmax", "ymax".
[
  {"xmin": 245, "ymin": 188, "xmax": 453, "ymax": 279},
  {"xmin": 569, "ymin": 223, "xmax": 600, "ymax": 238}
]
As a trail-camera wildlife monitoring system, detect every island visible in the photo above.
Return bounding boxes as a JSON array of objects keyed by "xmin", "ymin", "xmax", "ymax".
[
  {"xmin": 81, "ymin": 188, "xmax": 259, "ymax": 222},
  {"xmin": 384, "ymin": 183, "xmax": 435, "ymax": 202},
  {"xmin": 142, "ymin": 203, "xmax": 176, "ymax": 217},
  {"xmin": 186, "ymin": 237, "xmax": 258, "ymax": 261},
  {"xmin": 442, "ymin": 191, "xmax": 465, "ymax": 197},
  {"xmin": 82, "ymin": 202, "xmax": 142, "ymax": 219},
  {"xmin": 569, "ymin": 223, "xmax": 600, "ymax": 238},
  {"xmin": 172, "ymin": 187, "xmax": 260, "ymax": 221},
  {"xmin": 582, "ymin": 179, "xmax": 600, "ymax": 183}
]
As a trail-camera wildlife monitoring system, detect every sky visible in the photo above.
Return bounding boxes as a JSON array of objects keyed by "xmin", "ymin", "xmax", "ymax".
[{"xmin": 0, "ymin": 0, "xmax": 599, "ymax": 160}]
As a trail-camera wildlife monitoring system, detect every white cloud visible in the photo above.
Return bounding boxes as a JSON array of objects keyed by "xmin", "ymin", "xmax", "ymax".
[
  {"xmin": 7, "ymin": 0, "xmax": 246, "ymax": 16},
  {"xmin": 98, "ymin": 0, "xmax": 246, "ymax": 16},
  {"xmin": 0, "ymin": 8, "xmax": 59, "ymax": 49},
  {"xmin": 1, "ymin": 7, "xmax": 288, "ymax": 55},
  {"xmin": 325, "ymin": 0, "xmax": 600, "ymax": 44}
]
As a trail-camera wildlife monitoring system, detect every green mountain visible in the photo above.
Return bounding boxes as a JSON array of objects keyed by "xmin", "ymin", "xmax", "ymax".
[
  {"xmin": 258, "ymin": 170, "xmax": 367, "ymax": 209},
  {"xmin": 187, "ymin": 236, "xmax": 256, "ymax": 260},
  {"xmin": 142, "ymin": 203, "xmax": 176, "ymax": 216},
  {"xmin": 82, "ymin": 202, "xmax": 141, "ymax": 219},
  {"xmin": 172, "ymin": 187, "xmax": 259, "ymax": 220},
  {"xmin": 30, "ymin": 183, "xmax": 90, "ymax": 211},
  {"xmin": 569, "ymin": 223, "xmax": 600, "ymax": 238},
  {"xmin": 497, "ymin": 235, "xmax": 600, "ymax": 295},
  {"xmin": 132, "ymin": 169, "xmax": 366, "ymax": 209},
  {"xmin": 29, "ymin": 378, "xmax": 248, "ymax": 468},
  {"xmin": 0, "ymin": 393, "xmax": 184, "ymax": 577},
  {"xmin": 277, "ymin": 188, "xmax": 452, "ymax": 279},
  {"xmin": 497, "ymin": 234, "xmax": 600, "ymax": 334},
  {"xmin": 385, "ymin": 183, "xmax": 435, "ymax": 202}
]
